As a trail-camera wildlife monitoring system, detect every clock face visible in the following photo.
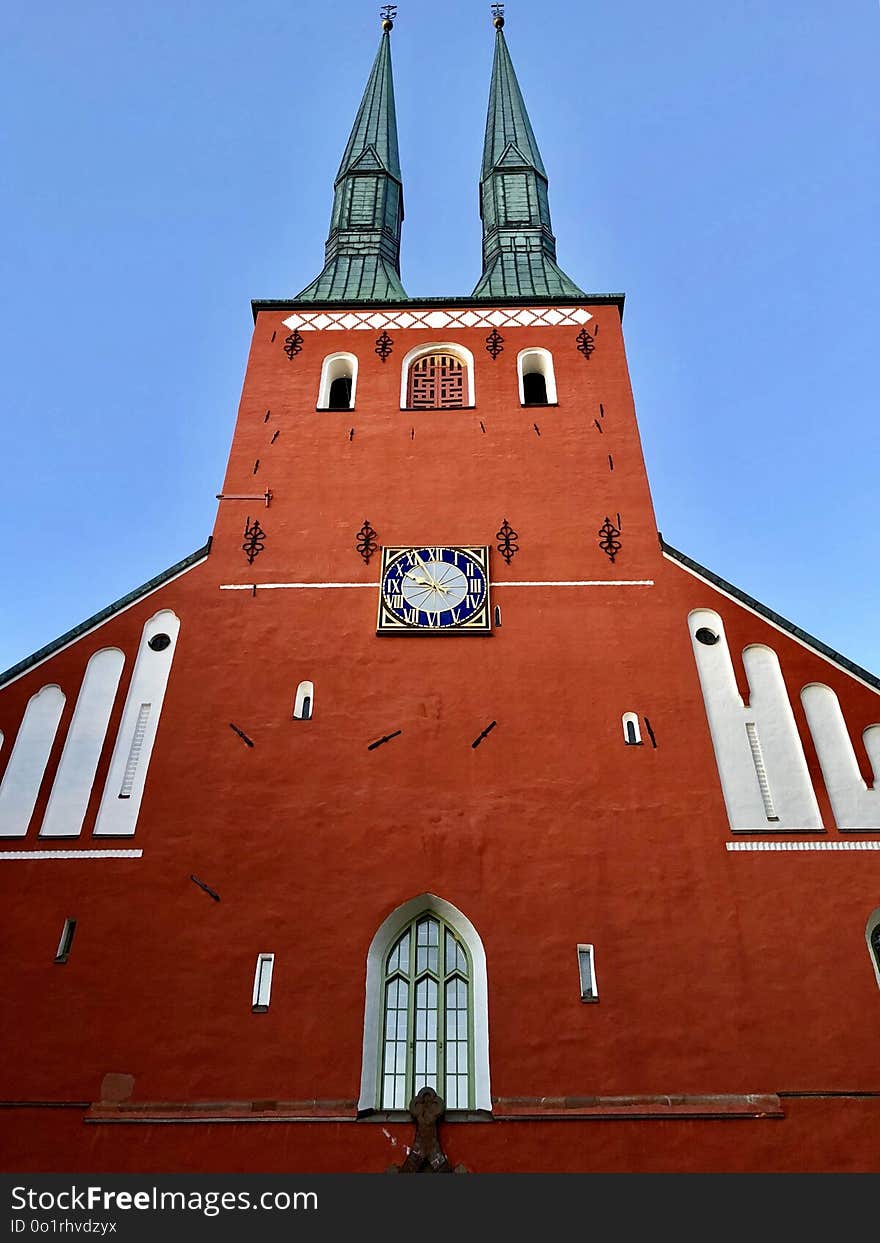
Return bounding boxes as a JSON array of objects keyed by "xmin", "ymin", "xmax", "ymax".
[{"xmin": 377, "ymin": 546, "xmax": 491, "ymax": 634}]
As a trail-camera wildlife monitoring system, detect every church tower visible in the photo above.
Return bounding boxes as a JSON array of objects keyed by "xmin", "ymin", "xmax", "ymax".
[{"xmin": 2, "ymin": 11, "xmax": 879, "ymax": 1175}]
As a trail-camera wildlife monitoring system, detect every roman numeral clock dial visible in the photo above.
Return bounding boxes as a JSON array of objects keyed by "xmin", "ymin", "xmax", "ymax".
[{"xmin": 377, "ymin": 546, "xmax": 491, "ymax": 634}]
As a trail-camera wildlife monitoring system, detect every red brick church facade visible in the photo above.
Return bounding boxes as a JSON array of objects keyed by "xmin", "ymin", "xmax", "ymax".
[{"xmin": 2, "ymin": 15, "xmax": 878, "ymax": 1173}]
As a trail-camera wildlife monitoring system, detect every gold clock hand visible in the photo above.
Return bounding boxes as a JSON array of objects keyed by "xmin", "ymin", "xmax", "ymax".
[
  {"xmin": 405, "ymin": 570, "xmax": 449, "ymax": 597},
  {"xmin": 405, "ymin": 550, "xmax": 442, "ymax": 593}
]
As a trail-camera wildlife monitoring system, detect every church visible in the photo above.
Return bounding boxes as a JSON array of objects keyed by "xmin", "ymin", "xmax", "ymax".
[{"xmin": 2, "ymin": 9, "xmax": 879, "ymax": 1174}]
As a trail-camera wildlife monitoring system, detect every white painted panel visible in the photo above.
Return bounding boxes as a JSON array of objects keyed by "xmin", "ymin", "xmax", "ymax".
[
  {"xmin": 40, "ymin": 649, "xmax": 125, "ymax": 839},
  {"xmin": 801, "ymin": 684, "xmax": 880, "ymax": 830},
  {"xmin": 0, "ymin": 686, "xmax": 66, "ymax": 838},
  {"xmin": 93, "ymin": 612, "xmax": 180, "ymax": 838},
  {"xmin": 688, "ymin": 610, "xmax": 823, "ymax": 831}
]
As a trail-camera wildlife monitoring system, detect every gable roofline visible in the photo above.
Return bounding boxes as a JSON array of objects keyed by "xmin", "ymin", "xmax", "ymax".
[
  {"xmin": 662, "ymin": 537, "xmax": 880, "ymax": 694},
  {"xmin": 0, "ymin": 541, "xmax": 211, "ymax": 690}
]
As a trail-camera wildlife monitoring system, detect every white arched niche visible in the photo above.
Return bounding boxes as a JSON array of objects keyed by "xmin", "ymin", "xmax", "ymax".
[
  {"xmin": 40, "ymin": 647, "xmax": 125, "ymax": 838},
  {"xmin": 317, "ymin": 352, "xmax": 358, "ymax": 410},
  {"xmin": 93, "ymin": 610, "xmax": 180, "ymax": 837},
  {"xmin": 517, "ymin": 347, "xmax": 557, "ymax": 405},
  {"xmin": 0, "ymin": 684, "xmax": 66, "ymax": 837}
]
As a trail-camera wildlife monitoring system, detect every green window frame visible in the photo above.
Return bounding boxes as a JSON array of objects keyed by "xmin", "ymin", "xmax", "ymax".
[{"xmin": 380, "ymin": 913, "xmax": 474, "ymax": 1110}]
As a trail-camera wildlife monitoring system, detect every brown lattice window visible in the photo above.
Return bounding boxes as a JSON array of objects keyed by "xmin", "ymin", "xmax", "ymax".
[{"xmin": 407, "ymin": 353, "xmax": 466, "ymax": 409}]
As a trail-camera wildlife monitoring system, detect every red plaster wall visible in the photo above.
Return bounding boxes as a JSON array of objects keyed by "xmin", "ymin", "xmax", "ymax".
[{"xmin": 1, "ymin": 304, "xmax": 879, "ymax": 1173}]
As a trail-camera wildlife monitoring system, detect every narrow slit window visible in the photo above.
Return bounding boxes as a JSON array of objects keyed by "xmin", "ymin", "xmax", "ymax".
[
  {"xmin": 745, "ymin": 722, "xmax": 779, "ymax": 820},
  {"xmin": 118, "ymin": 703, "xmax": 151, "ymax": 798},
  {"xmin": 622, "ymin": 712, "xmax": 641, "ymax": 745},
  {"xmin": 252, "ymin": 953, "xmax": 275, "ymax": 1011},
  {"xmin": 577, "ymin": 944, "xmax": 598, "ymax": 1002},
  {"xmin": 293, "ymin": 681, "xmax": 314, "ymax": 721},
  {"xmin": 55, "ymin": 918, "xmax": 77, "ymax": 964},
  {"xmin": 493, "ymin": 605, "xmax": 502, "ymax": 628}
]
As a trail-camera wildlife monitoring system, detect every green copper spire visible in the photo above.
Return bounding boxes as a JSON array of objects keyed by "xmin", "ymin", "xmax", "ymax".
[
  {"xmin": 473, "ymin": 14, "xmax": 584, "ymax": 299},
  {"xmin": 296, "ymin": 17, "xmax": 407, "ymax": 302}
]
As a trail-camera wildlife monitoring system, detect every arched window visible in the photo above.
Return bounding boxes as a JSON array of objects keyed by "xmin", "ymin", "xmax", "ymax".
[
  {"xmin": 867, "ymin": 909, "xmax": 880, "ymax": 990},
  {"xmin": 293, "ymin": 681, "xmax": 313, "ymax": 721},
  {"xmin": 317, "ymin": 353, "xmax": 357, "ymax": 410},
  {"xmin": 359, "ymin": 893, "xmax": 491, "ymax": 1113},
  {"xmin": 400, "ymin": 344, "xmax": 475, "ymax": 410},
  {"xmin": 380, "ymin": 912, "xmax": 472, "ymax": 1110},
  {"xmin": 517, "ymin": 348, "xmax": 557, "ymax": 406},
  {"xmin": 622, "ymin": 712, "xmax": 641, "ymax": 745}
]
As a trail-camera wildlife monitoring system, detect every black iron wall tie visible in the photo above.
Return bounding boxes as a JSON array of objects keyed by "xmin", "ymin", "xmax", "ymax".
[
  {"xmin": 597, "ymin": 515, "xmax": 621, "ymax": 563},
  {"xmin": 495, "ymin": 518, "xmax": 519, "ymax": 565},
  {"xmin": 576, "ymin": 327, "xmax": 595, "ymax": 359},
  {"xmin": 356, "ymin": 519, "xmax": 378, "ymax": 564},
  {"xmin": 283, "ymin": 330, "xmax": 304, "ymax": 360},
  {"xmin": 471, "ymin": 720, "xmax": 497, "ymax": 749},
  {"xmin": 375, "ymin": 331, "xmax": 394, "ymax": 362},
  {"xmin": 485, "ymin": 328, "xmax": 504, "ymax": 359},
  {"xmin": 242, "ymin": 516, "xmax": 266, "ymax": 564}
]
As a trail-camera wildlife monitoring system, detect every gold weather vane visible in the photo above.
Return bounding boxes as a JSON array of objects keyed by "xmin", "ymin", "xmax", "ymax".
[
  {"xmin": 381, "ymin": 5, "xmax": 397, "ymax": 30},
  {"xmin": 491, "ymin": 4, "xmax": 505, "ymax": 27}
]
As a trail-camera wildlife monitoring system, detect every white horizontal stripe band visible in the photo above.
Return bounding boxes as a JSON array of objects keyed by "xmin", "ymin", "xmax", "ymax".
[
  {"xmin": 220, "ymin": 583, "xmax": 373, "ymax": 590},
  {"xmin": 726, "ymin": 840, "xmax": 880, "ymax": 851},
  {"xmin": 219, "ymin": 580, "xmax": 655, "ymax": 591},
  {"xmin": 0, "ymin": 849, "xmax": 144, "ymax": 860},
  {"xmin": 493, "ymin": 581, "xmax": 654, "ymax": 587}
]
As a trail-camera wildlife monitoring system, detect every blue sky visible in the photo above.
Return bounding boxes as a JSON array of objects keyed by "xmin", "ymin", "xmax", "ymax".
[{"xmin": 2, "ymin": 1, "xmax": 878, "ymax": 675}]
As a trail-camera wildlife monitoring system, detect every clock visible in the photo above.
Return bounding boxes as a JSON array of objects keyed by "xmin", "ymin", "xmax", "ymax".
[{"xmin": 377, "ymin": 546, "xmax": 491, "ymax": 634}]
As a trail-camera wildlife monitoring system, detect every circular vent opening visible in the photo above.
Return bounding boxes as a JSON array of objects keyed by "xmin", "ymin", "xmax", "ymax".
[
  {"xmin": 695, "ymin": 627, "xmax": 720, "ymax": 646},
  {"xmin": 148, "ymin": 633, "xmax": 171, "ymax": 652}
]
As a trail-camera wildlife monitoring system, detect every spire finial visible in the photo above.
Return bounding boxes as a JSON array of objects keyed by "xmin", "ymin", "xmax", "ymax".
[
  {"xmin": 381, "ymin": 4, "xmax": 397, "ymax": 31},
  {"xmin": 491, "ymin": 4, "xmax": 505, "ymax": 29}
]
